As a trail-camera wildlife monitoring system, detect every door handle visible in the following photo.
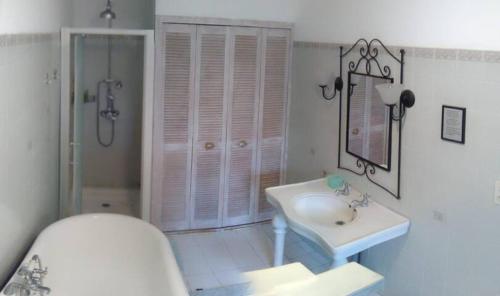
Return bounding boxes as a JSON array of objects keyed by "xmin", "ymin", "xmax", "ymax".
[
  {"xmin": 352, "ymin": 128, "xmax": 359, "ymax": 135},
  {"xmin": 205, "ymin": 142, "xmax": 215, "ymax": 150},
  {"xmin": 238, "ymin": 140, "xmax": 248, "ymax": 148}
]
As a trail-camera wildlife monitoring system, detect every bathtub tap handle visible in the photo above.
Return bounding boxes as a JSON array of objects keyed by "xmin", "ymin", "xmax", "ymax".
[
  {"xmin": 17, "ymin": 266, "xmax": 31, "ymax": 277},
  {"xmin": 32, "ymin": 267, "xmax": 48, "ymax": 280},
  {"xmin": 3, "ymin": 282, "xmax": 31, "ymax": 296},
  {"xmin": 31, "ymin": 285, "xmax": 51, "ymax": 295}
]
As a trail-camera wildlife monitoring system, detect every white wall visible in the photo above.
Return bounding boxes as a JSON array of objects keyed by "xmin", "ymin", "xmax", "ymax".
[
  {"xmin": 295, "ymin": 0, "xmax": 500, "ymax": 51},
  {"xmin": 0, "ymin": 37, "xmax": 61, "ymax": 285},
  {"xmin": 72, "ymin": 0, "xmax": 154, "ymax": 29},
  {"xmin": 156, "ymin": 0, "xmax": 500, "ymax": 51},
  {"xmin": 156, "ymin": 0, "xmax": 300, "ymax": 23},
  {"xmin": 0, "ymin": 0, "xmax": 72, "ymax": 33},
  {"xmin": 289, "ymin": 44, "xmax": 500, "ymax": 296},
  {"xmin": 0, "ymin": 0, "xmax": 70, "ymax": 286}
]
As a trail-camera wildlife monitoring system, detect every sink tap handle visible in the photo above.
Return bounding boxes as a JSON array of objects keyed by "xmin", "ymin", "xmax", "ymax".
[
  {"xmin": 362, "ymin": 193, "xmax": 370, "ymax": 206},
  {"xmin": 335, "ymin": 182, "xmax": 351, "ymax": 196}
]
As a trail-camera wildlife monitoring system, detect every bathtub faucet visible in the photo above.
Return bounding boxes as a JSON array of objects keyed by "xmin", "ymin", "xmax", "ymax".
[{"xmin": 13, "ymin": 255, "xmax": 51, "ymax": 295}]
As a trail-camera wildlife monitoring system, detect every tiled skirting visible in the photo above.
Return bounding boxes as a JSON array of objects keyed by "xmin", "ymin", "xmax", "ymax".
[{"xmin": 294, "ymin": 41, "xmax": 500, "ymax": 63}]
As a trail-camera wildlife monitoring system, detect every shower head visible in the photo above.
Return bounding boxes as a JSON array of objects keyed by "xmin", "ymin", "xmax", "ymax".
[{"xmin": 100, "ymin": 0, "xmax": 116, "ymax": 20}]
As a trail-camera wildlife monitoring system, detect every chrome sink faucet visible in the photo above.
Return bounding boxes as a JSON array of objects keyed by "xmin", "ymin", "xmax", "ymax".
[
  {"xmin": 335, "ymin": 182, "xmax": 351, "ymax": 196},
  {"xmin": 350, "ymin": 193, "xmax": 370, "ymax": 209},
  {"xmin": 4, "ymin": 255, "xmax": 51, "ymax": 296}
]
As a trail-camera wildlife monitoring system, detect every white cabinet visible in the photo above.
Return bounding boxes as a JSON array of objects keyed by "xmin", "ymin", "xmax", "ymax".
[{"xmin": 153, "ymin": 22, "xmax": 291, "ymax": 231}]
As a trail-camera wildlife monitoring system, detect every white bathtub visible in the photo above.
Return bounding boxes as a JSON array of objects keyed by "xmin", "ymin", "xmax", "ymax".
[{"xmin": 1, "ymin": 214, "xmax": 188, "ymax": 296}]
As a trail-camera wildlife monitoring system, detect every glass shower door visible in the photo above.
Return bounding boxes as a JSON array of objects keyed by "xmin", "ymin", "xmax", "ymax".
[{"xmin": 70, "ymin": 35, "xmax": 85, "ymax": 215}]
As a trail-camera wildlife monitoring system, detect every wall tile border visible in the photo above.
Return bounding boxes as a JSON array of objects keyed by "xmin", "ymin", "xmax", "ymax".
[
  {"xmin": 0, "ymin": 33, "xmax": 57, "ymax": 48},
  {"xmin": 414, "ymin": 47, "xmax": 434, "ymax": 59},
  {"xmin": 458, "ymin": 49, "xmax": 483, "ymax": 62},
  {"xmin": 4, "ymin": 34, "xmax": 499, "ymax": 63},
  {"xmin": 483, "ymin": 51, "xmax": 500, "ymax": 63},
  {"xmin": 435, "ymin": 48, "xmax": 457, "ymax": 60},
  {"xmin": 293, "ymin": 41, "xmax": 500, "ymax": 63}
]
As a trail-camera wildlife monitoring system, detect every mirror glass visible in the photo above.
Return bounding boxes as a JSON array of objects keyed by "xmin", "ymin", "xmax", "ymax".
[{"xmin": 346, "ymin": 72, "xmax": 393, "ymax": 171}]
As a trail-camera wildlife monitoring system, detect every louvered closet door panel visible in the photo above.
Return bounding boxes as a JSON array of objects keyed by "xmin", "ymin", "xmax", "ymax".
[
  {"xmin": 191, "ymin": 26, "xmax": 229, "ymax": 229},
  {"xmin": 256, "ymin": 29, "xmax": 291, "ymax": 221},
  {"xmin": 223, "ymin": 28, "xmax": 261, "ymax": 226},
  {"xmin": 152, "ymin": 24, "xmax": 196, "ymax": 231}
]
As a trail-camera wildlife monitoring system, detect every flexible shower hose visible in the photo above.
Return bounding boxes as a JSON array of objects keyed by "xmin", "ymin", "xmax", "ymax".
[{"xmin": 96, "ymin": 81, "xmax": 115, "ymax": 147}]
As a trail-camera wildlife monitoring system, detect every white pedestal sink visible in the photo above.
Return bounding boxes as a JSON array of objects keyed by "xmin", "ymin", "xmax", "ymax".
[{"xmin": 267, "ymin": 178, "xmax": 410, "ymax": 269}]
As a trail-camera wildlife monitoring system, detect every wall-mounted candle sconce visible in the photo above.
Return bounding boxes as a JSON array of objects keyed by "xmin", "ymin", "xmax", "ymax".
[
  {"xmin": 375, "ymin": 83, "xmax": 415, "ymax": 120},
  {"xmin": 319, "ymin": 77, "xmax": 343, "ymax": 100}
]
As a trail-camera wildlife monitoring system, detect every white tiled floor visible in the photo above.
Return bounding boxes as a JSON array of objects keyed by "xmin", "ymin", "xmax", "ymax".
[{"xmin": 168, "ymin": 223, "xmax": 333, "ymax": 294}]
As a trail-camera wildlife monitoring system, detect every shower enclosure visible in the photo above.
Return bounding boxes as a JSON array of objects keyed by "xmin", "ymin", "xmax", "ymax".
[{"xmin": 60, "ymin": 27, "xmax": 154, "ymax": 221}]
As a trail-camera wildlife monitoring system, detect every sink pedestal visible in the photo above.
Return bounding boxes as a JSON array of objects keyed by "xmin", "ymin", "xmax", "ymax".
[
  {"xmin": 273, "ymin": 213, "xmax": 350, "ymax": 269},
  {"xmin": 273, "ymin": 213, "xmax": 348, "ymax": 269},
  {"xmin": 272, "ymin": 213, "xmax": 287, "ymax": 266}
]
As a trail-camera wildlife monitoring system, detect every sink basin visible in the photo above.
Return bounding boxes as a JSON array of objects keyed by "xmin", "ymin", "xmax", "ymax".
[{"xmin": 293, "ymin": 194, "xmax": 357, "ymax": 227}]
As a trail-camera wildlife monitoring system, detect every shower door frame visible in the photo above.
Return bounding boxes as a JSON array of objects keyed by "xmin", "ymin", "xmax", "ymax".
[{"xmin": 60, "ymin": 27, "xmax": 155, "ymax": 222}]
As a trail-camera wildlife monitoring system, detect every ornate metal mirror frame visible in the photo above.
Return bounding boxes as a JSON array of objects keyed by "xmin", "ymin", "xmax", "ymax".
[{"xmin": 319, "ymin": 38, "xmax": 415, "ymax": 200}]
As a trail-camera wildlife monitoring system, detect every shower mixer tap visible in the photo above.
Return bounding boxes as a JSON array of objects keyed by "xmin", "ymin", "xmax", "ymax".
[
  {"xmin": 100, "ymin": 108, "xmax": 120, "ymax": 121},
  {"xmin": 114, "ymin": 80, "xmax": 123, "ymax": 89}
]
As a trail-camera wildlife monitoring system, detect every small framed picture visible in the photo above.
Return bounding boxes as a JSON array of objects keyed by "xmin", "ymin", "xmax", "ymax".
[{"xmin": 441, "ymin": 105, "xmax": 466, "ymax": 144}]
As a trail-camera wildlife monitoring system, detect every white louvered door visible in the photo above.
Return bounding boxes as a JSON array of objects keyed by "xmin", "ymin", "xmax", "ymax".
[
  {"xmin": 190, "ymin": 26, "xmax": 229, "ymax": 229},
  {"xmin": 152, "ymin": 24, "xmax": 196, "ymax": 231},
  {"xmin": 222, "ymin": 28, "xmax": 262, "ymax": 226},
  {"xmin": 153, "ymin": 22, "xmax": 291, "ymax": 230},
  {"xmin": 256, "ymin": 29, "xmax": 291, "ymax": 221}
]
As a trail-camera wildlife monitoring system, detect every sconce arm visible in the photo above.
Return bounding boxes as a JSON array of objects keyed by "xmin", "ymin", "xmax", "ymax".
[
  {"xmin": 389, "ymin": 89, "xmax": 416, "ymax": 121},
  {"xmin": 319, "ymin": 77, "xmax": 344, "ymax": 101}
]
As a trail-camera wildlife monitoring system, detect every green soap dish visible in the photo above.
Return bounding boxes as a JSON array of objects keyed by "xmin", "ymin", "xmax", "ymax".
[{"xmin": 327, "ymin": 175, "xmax": 345, "ymax": 190}]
